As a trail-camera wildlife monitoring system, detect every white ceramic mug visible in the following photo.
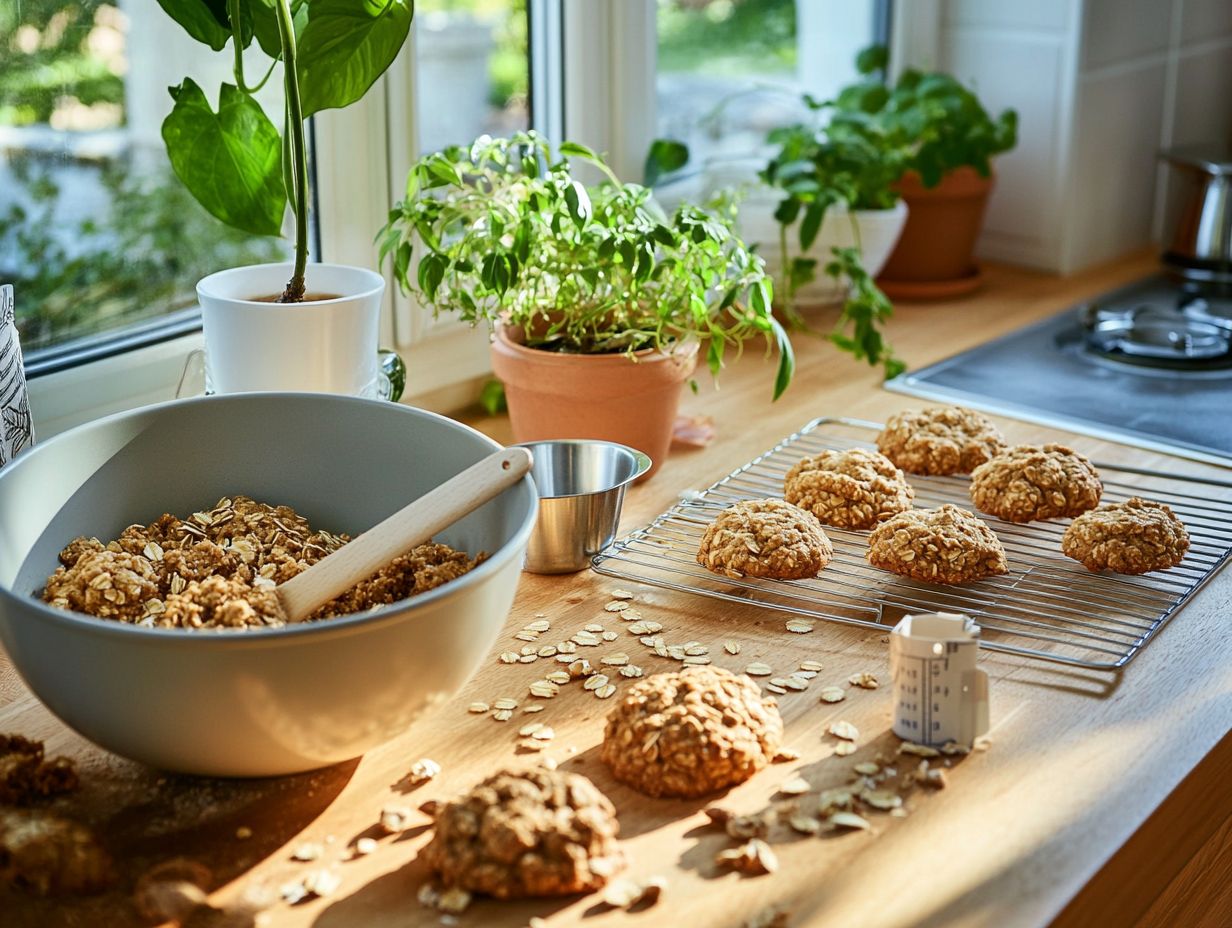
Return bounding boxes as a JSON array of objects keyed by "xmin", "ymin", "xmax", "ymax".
[{"xmin": 196, "ymin": 263, "xmax": 387, "ymax": 397}]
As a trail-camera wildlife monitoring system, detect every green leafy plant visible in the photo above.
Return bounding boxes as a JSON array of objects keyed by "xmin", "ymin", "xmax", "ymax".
[
  {"xmin": 837, "ymin": 44, "xmax": 1018, "ymax": 187},
  {"xmin": 155, "ymin": 0, "xmax": 414, "ymax": 301},
  {"xmin": 379, "ymin": 131, "xmax": 794, "ymax": 399}
]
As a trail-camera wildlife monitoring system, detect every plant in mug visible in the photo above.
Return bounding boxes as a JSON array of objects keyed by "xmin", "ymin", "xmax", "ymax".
[
  {"xmin": 379, "ymin": 131, "xmax": 793, "ymax": 475},
  {"xmin": 380, "ymin": 131, "xmax": 793, "ymax": 395},
  {"xmin": 155, "ymin": 0, "xmax": 414, "ymax": 302}
]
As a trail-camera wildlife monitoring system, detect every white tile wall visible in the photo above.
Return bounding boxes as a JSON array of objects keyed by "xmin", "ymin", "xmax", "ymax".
[
  {"xmin": 1180, "ymin": 0, "xmax": 1232, "ymax": 45},
  {"xmin": 1082, "ymin": 0, "xmax": 1174, "ymax": 71},
  {"xmin": 1070, "ymin": 63, "xmax": 1168, "ymax": 269}
]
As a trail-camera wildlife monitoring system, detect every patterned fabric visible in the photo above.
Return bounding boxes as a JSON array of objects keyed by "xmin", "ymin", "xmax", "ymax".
[{"xmin": 0, "ymin": 284, "xmax": 34, "ymax": 468}]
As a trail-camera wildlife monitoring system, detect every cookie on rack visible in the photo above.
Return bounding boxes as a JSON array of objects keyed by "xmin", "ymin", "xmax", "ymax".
[
  {"xmin": 423, "ymin": 767, "xmax": 624, "ymax": 899},
  {"xmin": 969, "ymin": 444, "xmax": 1102, "ymax": 523},
  {"xmin": 784, "ymin": 447, "xmax": 915, "ymax": 530},
  {"xmin": 600, "ymin": 666, "xmax": 783, "ymax": 798},
  {"xmin": 696, "ymin": 498, "xmax": 833, "ymax": 581},
  {"xmin": 876, "ymin": 406, "xmax": 1006, "ymax": 476},
  {"xmin": 867, "ymin": 504, "xmax": 1008, "ymax": 584},
  {"xmin": 1061, "ymin": 496, "xmax": 1189, "ymax": 575}
]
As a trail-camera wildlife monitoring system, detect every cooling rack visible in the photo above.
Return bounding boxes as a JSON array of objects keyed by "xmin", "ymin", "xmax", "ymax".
[{"xmin": 591, "ymin": 417, "xmax": 1232, "ymax": 670}]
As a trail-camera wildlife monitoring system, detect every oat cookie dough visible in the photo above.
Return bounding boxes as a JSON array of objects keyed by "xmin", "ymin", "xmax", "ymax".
[
  {"xmin": 600, "ymin": 666, "xmax": 783, "ymax": 798},
  {"xmin": 1061, "ymin": 497, "xmax": 1190, "ymax": 574},
  {"xmin": 423, "ymin": 767, "xmax": 623, "ymax": 898},
  {"xmin": 784, "ymin": 448, "xmax": 915, "ymax": 530},
  {"xmin": 868, "ymin": 504, "xmax": 1008, "ymax": 585},
  {"xmin": 696, "ymin": 499, "xmax": 833, "ymax": 580},
  {"xmin": 42, "ymin": 496, "xmax": 482, "ymax": 629},
  {"xmin": 970, "ymin": 444, "xmax": 1102, "ymax": 523},
  {"xmin": 877, "ymin": 406, "xmax": 1006, "ymax": 476}
]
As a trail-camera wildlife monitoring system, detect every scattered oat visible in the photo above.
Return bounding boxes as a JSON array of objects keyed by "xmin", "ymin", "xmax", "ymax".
[
  {"xmin": 538, "ymin": 644, "xmax": 558, "ymax": 658},
  {"xmin": 779, "ymin": 776, "xmax": 811, "ymax": 796},
  {"xmin": 619, "ymin": 664, "xmax": 644, "ymax": 678},
  {"xmin": 468, "ymin": 702, "xmax": 490, "ymax": 714},
  {"xmin": 848, "ymin": 672, "xmax": 879, "ymax": 689},
  {"xmin": 724, "ymin": 640, "xmax": 742, "ymax": 655},
  {"xmin": 828, "ymin": 811, "xmax": 871, "ymax": 831},
  {"xmin": 789, "ymin": 815, "xmax": 821, "ymax": 835},
  {"xmin": 799, "ymin": 660, "xmax": 823, "ymax": 672},
  {"xmin": 584, "ymin": 622, "xmax": 605, "ymax": 633},
  {"xmin": 300, "ymin": 869, "xmax": 340, "ymax": 899},
  {"xmin": 716, "ymin": 839, "xmax": 778, "ymax": 875},
  {"xmin": 523, "ymin": 705, "xmax": 545, "ymax": 714},
  {"xmin": 861, "ymin": 790, "xmax": 902, "ymax": 811},
  {"xmin": 584, "ymin": 674, "xmax": 610, "ymax": 692},
  {"xmin": 524, "ymin": 619, "xmax": 551, "ymax": 633},
  {"xmin": 518, "ymin": 654, "xmax": 539, "ymax": 664},
  {"xmin": 499, "ymin": 651, "xmax": 519, "ymax": 664},
  {"xmin": 493, "ymin": 709, "xmax": 513, "ymax": 722},
  {"xmin": 408, "ymin": 758, "xmax": 441, "ymax": 786},
  {"xmin": 819, "ymin": 687, "xmax": 846, "ymax": 704},
  {"xmin": 914, "ymin": 761, "xmax": 949, "ymax": 789},
  {"xmin": 602, "ymin": 653, "xmax": 630, "ymax": 666},
  {"xmin": 619, "ymin": 608, "xmax": 643, "ymax": 622},
  {"xmin": 898, "ymin": 742, "xmax": 940, "ymax": 758},
  {"xmin": 595, "ymin": 684, "xmax": 617, "ymax": 699},
  {"xmin": 544, "ymin": 669, "xmax": 570, "ymax": 685},
  {"xmin": 601, "ymin": 874, "xmax": 666, "ymax": 909},
  {"xmin": 567, "ymin": 658, "xmax": 594, "ymax": 678},
  {"xmin": 785, "ymin": 619, "xmax": 814, "ymax": 634},
  {"xmin": 493, "ymin": 697, "xmax": 518, "ymax": 711},
  {"xmin": 773, "ymin": 747, "xmax": 800, "ymax": 763},
  {"xmin": 353, "ymin": 837, "xmax": 378, "ymax": 857},
  {"xmin": 683, "ymin": 655, "xmax": 712, "ymax": 666},
  {"xmin": 628, "ymin": 621, "xmax": 662, "ymax": 635},
  {"xmin": 602, "ymin": 630, "xmax": 619, "ymax": 641},
  {"xmin": 531, "ymin": 727, "xmax": 555, "ymax": 742},
  {"xmin": 744, "ymin": 662, "xmax": 773, "ymax": 676},
  {"xmin": 378, "ymin": 806, "xmax": 412, "ymax": 833},
  {"xmin": 940, "ymin": 741, "xmax": 971, "ymax": 756},
  {"xmin": 557, "ymin": 640, "xmax": 578, "ymax": 654},
  {"xmin": 610, "ymin": 590, "xmax": 636, "ymax": 601},
  {"xmin": 783, "ymin": 675, "xmax": 810, "ymax": 692},
  {"xmin": 235, "ymin": 826, "xmax": 252, "ymax": 840},
  {"xmin": 291, "ymin": 842, "xmax": 323, "ymax": 862},
  {"xmin": 764, "ymin": 682, "xmax": 787, "ymax": 695},
  {"xmin": 853, "ymin": 762, "xmax": 880, "ymax": 776},
  {"xmin": 514, "ymin": 631, "xmax": 539, "ymax": 643},
  {"xmin": 530, "ymin": 680, "xmax": 560, "ymax": 698},
  {"xmin": 437, "ymin": 886, "xmax": 472, "ymax": 914},
  {"xmin": 573, "ymin": 630, "xmax": 601, "ymax": 646},
  {"xmin": 519, "ymin": 722, "xmax": 544, "ymax": 737},
  {"xmin": 833, "ymin": 741, "xmax": 857, "ymax": 756}
]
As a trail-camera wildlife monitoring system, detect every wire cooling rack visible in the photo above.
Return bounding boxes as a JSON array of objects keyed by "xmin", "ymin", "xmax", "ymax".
[{"xmin": 592, "ymin": 417, "xmax": 1232, "ymax": 670}]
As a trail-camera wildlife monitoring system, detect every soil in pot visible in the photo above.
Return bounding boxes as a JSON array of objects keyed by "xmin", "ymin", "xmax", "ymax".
[
  {"xmin": 251, "ymin": 292, "xmax": 343, "ymax": 302},
  {"xmin": 490, "ymin": 327, "xmax": 698, "ymax": 480},
  {"xmin": 878, "ymin": 167, "xmax": 994, "ymax": 291}
]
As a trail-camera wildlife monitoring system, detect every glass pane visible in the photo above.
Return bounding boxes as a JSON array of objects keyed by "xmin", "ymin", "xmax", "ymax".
[
  {"xmin": 0, "ymin": 1, "xmax": 294, "ymax": 361},
  {"xmin": 414, "ymin": 0, "xmax": 530, "ymax": 154},
  {"xmin": 655, "ymin": 0, "xmax": 881, "ymax": 179}
]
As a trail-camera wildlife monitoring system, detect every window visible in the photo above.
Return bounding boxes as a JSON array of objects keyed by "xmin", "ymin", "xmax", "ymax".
[
  {"xmin": 653, "ymin": 0, "xmax": 888, "ymax": 190},
  {"xmin": 0, "ymin": 2, "xmax": 300, "ymax": 376}
]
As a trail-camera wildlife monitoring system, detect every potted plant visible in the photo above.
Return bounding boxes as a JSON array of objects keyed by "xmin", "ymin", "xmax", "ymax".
[
  {"xmin": 156, "ymin": 0, "xmax": 414, "ymax": 396},
  {"xmin": 838, "ymin": 46, "xmax": 1018, "ymax": 298},
  {"xmin": 378, "ymin": 132, "xmax": 794, "ymax": 477}
]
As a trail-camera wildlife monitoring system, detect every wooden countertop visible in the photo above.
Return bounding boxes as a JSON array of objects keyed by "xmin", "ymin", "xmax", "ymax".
[{"xmin": 4, "ymin": 252, "xmax": 1231, "ymax": 928}]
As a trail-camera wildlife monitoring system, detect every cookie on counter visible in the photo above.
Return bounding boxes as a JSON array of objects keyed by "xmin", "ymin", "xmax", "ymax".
[
  {"xmin": 867, "ymin": 504, "xmax": 1008, "ymax": 584},
  {"xmin": 600, "ymin": 666, "xmax": 783, "ymax": 798},
  {"xmin": 970, "ymin": 444, "xmax": 1102, "ymax": 523},
  {"xmin": 423, "ymin": 767, "xmax": 624, "ymax": 899},
  {"xmin": 877, "ymin": 406, "xmax": 1006, "ymax": 476},
  {"xmin": 1061, "ymin": 497, "xmax": 1189, "ymax": 574},
  {"xmin": 696, "ymin": 498, "xmax": 833, "ymax": 580},
  {"xmin": 784, "ymin": 447, "xmax": 915, "ymax": 530}
]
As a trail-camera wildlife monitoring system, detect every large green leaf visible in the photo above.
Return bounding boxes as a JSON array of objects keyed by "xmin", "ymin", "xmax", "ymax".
[
  {"xmin": 161, "ymin": 79, "xmax": 286, "ymax": 236},
  {"xmin": 297, "ymin": 0, "xmax": 415, "ymax": 117},
  {"xmin": 249, "ymin": 0, "xmax": 309, "ymax": 58},
  {"xmin": 643, "ymin": 138, "xmax": 689, "ymax": 186},
  {"xmin": 156, "ymin": 0, "xmax": 231, "ymax": 50}
]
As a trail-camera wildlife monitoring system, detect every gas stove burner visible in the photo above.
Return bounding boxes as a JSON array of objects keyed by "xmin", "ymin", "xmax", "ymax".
[
  {"xmin": 1180, "ymin": 294, "xmax": 1232, "ymax": 331},
  {"xmin": 1081, "ymin": 302, "xmax": 1232, "ymax": 368}
]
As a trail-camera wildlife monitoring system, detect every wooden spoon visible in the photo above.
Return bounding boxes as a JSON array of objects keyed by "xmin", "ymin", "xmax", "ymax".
[{"xmin": 275, "ymin": 446, "xmax": 533, "ymax": 622}]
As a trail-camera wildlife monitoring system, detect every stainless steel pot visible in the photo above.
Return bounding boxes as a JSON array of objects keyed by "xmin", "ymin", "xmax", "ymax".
[{"xmin": 1163, "ymin": 146, "xmax": 1232, "ymax": 282}]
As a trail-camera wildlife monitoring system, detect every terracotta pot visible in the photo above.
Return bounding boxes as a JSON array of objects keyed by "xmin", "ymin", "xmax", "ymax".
[
  {"xmin": 878, "ymin": 167, "xmax": 994, "ymax": 285},
  {"xmin": 489, "ymin": 327, "xmax": 698, "ymax": 479}
]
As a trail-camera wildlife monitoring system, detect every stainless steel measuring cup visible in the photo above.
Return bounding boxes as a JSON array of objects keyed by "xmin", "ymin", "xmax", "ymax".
[{"xmin": 515, "ymin": 440, "xmax": 652, "ymax": 574}]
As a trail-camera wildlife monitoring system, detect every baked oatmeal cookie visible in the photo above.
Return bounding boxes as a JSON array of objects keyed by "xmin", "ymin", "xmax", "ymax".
[
  {"xmin": 867, "ymin": 504, "xmax": 1008, "ymax": 584},
  {"xmin": 784, "ymin": 448, "xmax": 915, "ymax": 530},
  {"xmin": 877, "ymin": 406, "xmax": 1006, "ymax": 476},
  {"xmin": 600, "ymin": 666, "xmax": 783, "ymax": 798},
  {"xmin": 696, "ymin": 499, "xmax": 833, "ymax": 580},
  {"xmin": 423, "ymin": 768, "xmax": 623, "ymax": 899},
  {"xmin": 969, "ymin": 444, "xmax": 1102, "ymax": 523},
  {"xmin": 0, "ymin": 810, "xmax": 114, "ymax": 896},
  {"xmin": 0, "ymin": 735, "xmax": 78, "ymax": 805},
  {"xmin": 1061, "ymin": 497, "xmax": 1189, "ymax": 574}
]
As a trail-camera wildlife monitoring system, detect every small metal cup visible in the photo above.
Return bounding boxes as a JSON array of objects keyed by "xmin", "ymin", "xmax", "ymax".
[{"xmin": 516, "ymin": 440, "xmax": 652, "ymax": 574}]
